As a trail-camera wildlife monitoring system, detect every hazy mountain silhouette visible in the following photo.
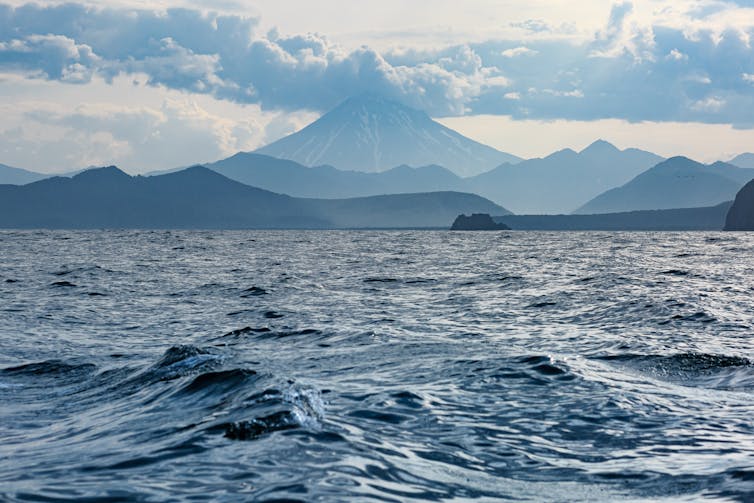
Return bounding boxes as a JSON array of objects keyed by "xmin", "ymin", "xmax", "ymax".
[
  {"xmin": 730, "ymin": 153, "xmax": 754, "ymax": 169},
  {"xmin": 466, "ymin": 140, "xmax": 663, "ymax": 214},
  {"xmin": 0, "ymin": 166, "xmax": 508, "ymax": 229},
  {"xmin": 724, "ymin": 180, "xmax": 754, "ymax": 230},
  {"xmin": 255, "ymin": 94, "xmax": 520, "ymax": 177},
  {"xmin": 497, "ymin": 202, "xmax": 732, "ymax": 231},
  {"xmin": 0, "ymin": 164, "xmax": 49, "ymax": 185},
  {"xmin": 205, "ymin": 152, "xmax": 470, "ymax": 199},
  {"xmin": 576, "ymin": 157, "xmax": 754, "ymax": 214}
]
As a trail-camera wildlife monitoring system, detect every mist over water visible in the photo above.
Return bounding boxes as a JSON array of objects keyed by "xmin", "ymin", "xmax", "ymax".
[{"xmin": 1, "ymin": 230, "xmax": 753, "ymax": 501}]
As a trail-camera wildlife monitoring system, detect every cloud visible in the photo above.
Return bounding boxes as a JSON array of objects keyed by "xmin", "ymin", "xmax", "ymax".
[
  {"xmin": 691, "ymin": 96, "xmax": 726, "ymax": 111},
  {"xmin": 589, "ymin": 1, "xmax": 655, "ymax": 61},
  {"xmin": 0, "ymin": 34, "xmax": 99, "ymax": 82},
  {"xmin": 0, "ymin": 2, "xmax": 510, "ymax": 115},
  {"xmin": 10, "ymin": 99, "xmax": 263, "ymax": 171},
  {"xmin": 121, "ymin": 37, "xmax": 233, "ymax": 95},
  {"xmin": 666, "ymin": 48, "xmax": 688, "ymax": 61},
  {"xmin": 501, "ymin": 46, "xmax": 538, "ymax": 58},
  {"xmin": 509, "ymin": 19, "xmax": 579, "ymax": 36},
  {"xmin": 0, "ymin": 74, "xmax": 318, "ymax": 173},
  {"xmin": 1, "ymin": 1, "xmax": 754, "ymax": 127}
]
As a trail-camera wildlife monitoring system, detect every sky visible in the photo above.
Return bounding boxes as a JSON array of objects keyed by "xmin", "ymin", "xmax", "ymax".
[{"xmin": 1, "ymin": 0, "xmax": 754, "ymax": 173}]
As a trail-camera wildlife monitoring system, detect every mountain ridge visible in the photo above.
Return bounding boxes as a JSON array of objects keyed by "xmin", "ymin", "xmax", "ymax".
[
  {"xmin": 465, "ymin": 139, "xmax": 664, "ymax": 214},
  {"xmin": 576, "ymin": 156, "xmax": 754, "ymax": 214},
  {"xmin": 0, "ymin": 163, "xmax": 50, "ymax": 185},
  {"xmin": 204, "ymin": 152, "xmax": 471, "ymax": 200},
  {"xmin": 729, "ymin": 153, "xmax": 754, "ymax": 169},
  {"xmin": 0, "ymin": 165, "xmax": 509, "ymax": 229}
]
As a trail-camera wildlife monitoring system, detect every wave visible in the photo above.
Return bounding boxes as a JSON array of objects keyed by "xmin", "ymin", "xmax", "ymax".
[
  {"xmin": 179, "ymin": 368, "xmax": 258, "ymax": 395},
  {"xmin": 51, "ymin": 281, "xmax": 77, "ymax": 288},
  {"xmin": 596, "ymin": 352, "xmax": 754, "ymax": 390},
  {"xmin": 2, "ymin": 360, "xmax": 97, "ymax": 377},
  {"xmin": 142, "ymin": 345, "xmax": 224, "ymax": 382},
  {"xmin": 52, "ymin": 265, "xmax": 119, "ymax": 277},
  {"xmin": 240, "ymin": 286, "xmax": 268, "ymax": 297},
  {"xmin": 217, "ymin": 327, "xmax": 324, "ymax": 344},
  {"xmin": 214, "ymin": 383, "xmax": 325, "ymax": 441}
]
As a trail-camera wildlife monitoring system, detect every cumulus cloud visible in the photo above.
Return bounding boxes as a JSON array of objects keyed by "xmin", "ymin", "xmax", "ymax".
[
  {"xmin": 0, "ymin": 2, "xmax": 510, "ymax": 115},
  {"xmin": 0, "ymin": 34, "xmax": 99, "ymax": 82},
  {"xmin": 1, "ymin": 0, "xmax": 754, "ymax": 127}
]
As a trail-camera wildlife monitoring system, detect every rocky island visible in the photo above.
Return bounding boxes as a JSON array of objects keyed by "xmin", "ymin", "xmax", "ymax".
[{"xmin": 451, "ymin": 213, "xmax": 510, "ymax": 231}]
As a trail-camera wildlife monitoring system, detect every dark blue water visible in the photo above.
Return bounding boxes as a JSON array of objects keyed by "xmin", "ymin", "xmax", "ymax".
[{"xmin": 1, "ymin": 230, "xmax": 753, "ymax": 502}]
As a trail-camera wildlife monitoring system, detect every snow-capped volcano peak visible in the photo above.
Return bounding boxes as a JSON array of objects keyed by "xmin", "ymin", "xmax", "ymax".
[{"xmin": 256, "ymin": 94, "xmax": 520, "ymax": 177}]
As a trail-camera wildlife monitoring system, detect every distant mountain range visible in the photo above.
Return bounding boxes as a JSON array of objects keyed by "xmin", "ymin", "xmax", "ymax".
[
  {"xmin": 256, "ymin": 94, "xmax": 521, "ymax": 177},
  {"xmin": 730, "ymin": 153, "xmax": 754, "ymax": 169},
  {"xmin": 0, "ymin": 163, "xmax": 50, "ymax": 185},
  {"xmin": 0, "ymin": 166, "xmax": 508, "ymax": 229},
  {"xmin": 496, "ymin": 202, "xmax": 732, "ymax": 231},
  {"xmin": 205, "ymin": 153, "xmax": 468, "ymax": 199},
  {"xmin": 464, "ymin": 140, "xmax": 663, "ymax": 214},
  {"xmin": 204, "ymin": 140, "xmax": 663, "ymax": 216},
  {"xmin": 3, "ymin": 90, "xmax": 754, "ymax": 223},
  {"xmin": 576, "ymin": 157, "xmax": 754, "ymax": 214}
]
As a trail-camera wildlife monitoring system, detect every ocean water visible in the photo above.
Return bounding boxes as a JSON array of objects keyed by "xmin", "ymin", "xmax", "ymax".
[{"xmin": 1, "ymin": 230, "xmax": 753, "ymax": 502}]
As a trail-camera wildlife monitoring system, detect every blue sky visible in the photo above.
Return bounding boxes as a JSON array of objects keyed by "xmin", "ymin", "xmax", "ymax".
[{"xmin": 1, "ymin": 0, "xmax": 754, "ymax": 172}]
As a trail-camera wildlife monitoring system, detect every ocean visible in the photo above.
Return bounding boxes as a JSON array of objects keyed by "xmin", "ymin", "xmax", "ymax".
[{"xmin": 1, "ymin": 230, "xmax": 753, "ymax": 502}]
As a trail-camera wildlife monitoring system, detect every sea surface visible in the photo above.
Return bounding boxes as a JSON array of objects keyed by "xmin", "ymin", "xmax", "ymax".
[{"xmin": 1, "ymin": 230, "xmax": 753, "ymax": 502}]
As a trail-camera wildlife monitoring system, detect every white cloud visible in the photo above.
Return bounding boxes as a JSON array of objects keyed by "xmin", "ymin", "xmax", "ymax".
[
  {"xmin": 743, "ymin": 72, "xmax": 754, "ymax": 83},
  {"xmin": 543, "ymin": 89, "xmax": 585, "ymax": 98},
  {"xmin": 691, "ymin": 96, "xmax": 726, "ymax": 112},
  {"xmin": 501, "ymin": 46, "xmax": 538, "ymax": 58},
  {"xmin": 589, "ymin": 1, "xmax": 656, "ymax": 61},
  {"xmin": 666, "ymin": 48, "xmax": 688, "ymax": 60}
]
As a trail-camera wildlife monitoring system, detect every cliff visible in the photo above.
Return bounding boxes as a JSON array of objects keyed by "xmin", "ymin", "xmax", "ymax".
[{"xmin": 725, "ymin": 180, "xmax": 754, "ymax": 230}]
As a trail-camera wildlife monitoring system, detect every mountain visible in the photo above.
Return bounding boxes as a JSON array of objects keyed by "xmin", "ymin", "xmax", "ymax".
[
  {"xmin": 575, "ymin": 157, "xmax": 754, "ymax": 215},
  {"xmin": 0, "ymin": 166, "xmax": 508, "ymax": 229},
  {"xmin": 497, "ymin": 202, "xmax": 732, "ymax": 231},
  {"xmin": 724, "ymin": 180, "xmax": 754, "ymax": 230},
  {"xmin": 205, "ymin": 152, "xmax": 471, "ymax": 199},
  {"xmin": 255, "ymin": 94, "xmax": 520, "ymax": 177},
  {"xmin": 465, "ymin": 140, "xmax": 663, "ymax": 214},
  {"xmin": 0, "ymin": 163, "xmax": 49, "ymax": 185},
  {"xmin": 730, "ymin": 153, "xmax": 754, "ymax": 169}
]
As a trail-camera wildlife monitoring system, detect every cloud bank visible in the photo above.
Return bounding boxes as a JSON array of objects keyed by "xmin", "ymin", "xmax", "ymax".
[{"xmin": 1, "ymin": 1, "xmax": 753, "ymax": 125}]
